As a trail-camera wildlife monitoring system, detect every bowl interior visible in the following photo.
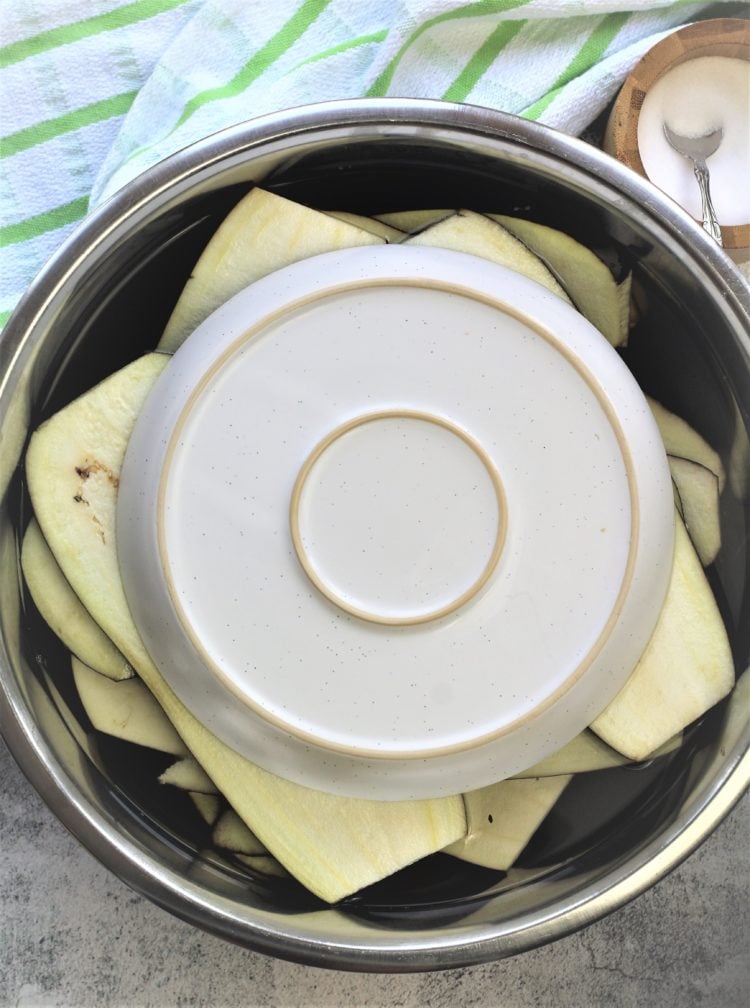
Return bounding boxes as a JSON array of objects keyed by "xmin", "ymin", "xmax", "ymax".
[{"xmin": 1, "ymin": 117, "xmax": 749, "ymax": 967}]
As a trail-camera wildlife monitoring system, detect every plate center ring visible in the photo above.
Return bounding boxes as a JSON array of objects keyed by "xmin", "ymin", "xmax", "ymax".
[{"xmin": 290, "ymin": 409, "xmax": 507, "ymax": 625}]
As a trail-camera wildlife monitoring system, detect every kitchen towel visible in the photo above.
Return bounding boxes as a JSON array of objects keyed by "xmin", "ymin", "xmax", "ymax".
[{"xmin": 0, "ymin": 0, "xmax": 739, "ymax": 328}]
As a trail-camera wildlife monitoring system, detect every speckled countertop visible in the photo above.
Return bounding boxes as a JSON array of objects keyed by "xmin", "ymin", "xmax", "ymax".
[{"xmin": 1, "ymin": 732, "xmax": 748, "ymax": 1008}]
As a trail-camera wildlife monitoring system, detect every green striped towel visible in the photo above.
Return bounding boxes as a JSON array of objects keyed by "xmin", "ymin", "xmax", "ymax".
[{"xmin": 0, "ymin": 1, "xmax": 738, "ymax": 329}]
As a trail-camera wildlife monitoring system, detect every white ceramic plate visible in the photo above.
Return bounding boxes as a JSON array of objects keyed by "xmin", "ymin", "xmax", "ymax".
[{"xmin": 118, "ymin": 246, "xmax": 674, "ymax": 799}]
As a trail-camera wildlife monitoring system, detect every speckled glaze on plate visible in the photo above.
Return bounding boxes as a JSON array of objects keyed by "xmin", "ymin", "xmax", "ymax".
[{"xmin": 117, "ymin": 244, "xmax": 674, "ymax": 799}]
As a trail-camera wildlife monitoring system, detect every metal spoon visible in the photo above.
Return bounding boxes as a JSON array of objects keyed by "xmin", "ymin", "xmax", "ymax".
[{"xmin": 663, "ymin": 123, "xmax": 724, "ymax": 246}]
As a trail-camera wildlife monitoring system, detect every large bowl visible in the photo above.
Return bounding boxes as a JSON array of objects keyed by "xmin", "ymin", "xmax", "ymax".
[{"xmin": 0, "ymin": 99, "xmax": 749, "ymax": 971}]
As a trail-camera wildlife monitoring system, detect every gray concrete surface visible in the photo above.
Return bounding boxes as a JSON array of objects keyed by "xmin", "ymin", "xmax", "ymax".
[{"xmin": 1, "ymin": 732, "xmax": 748, "ymax": 1008}]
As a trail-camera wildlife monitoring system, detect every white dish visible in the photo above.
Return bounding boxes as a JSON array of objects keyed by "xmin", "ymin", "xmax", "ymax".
[{"xmin": 118, "ymin": 245, "xmax": 674, "ymax": 800}]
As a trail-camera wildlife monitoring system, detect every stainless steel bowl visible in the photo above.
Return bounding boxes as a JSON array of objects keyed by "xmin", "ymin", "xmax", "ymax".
[{"xmin": 1, "ymin": 99, "xmax": 749, "ymax": 971}]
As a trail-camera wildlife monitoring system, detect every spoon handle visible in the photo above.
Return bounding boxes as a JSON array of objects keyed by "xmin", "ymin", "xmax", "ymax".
[{"xmin": 694, "ymin": 162, "xmax": 723, "ymax": 246}]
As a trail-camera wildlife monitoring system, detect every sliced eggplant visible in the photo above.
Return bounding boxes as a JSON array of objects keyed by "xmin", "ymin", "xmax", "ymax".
[
  {"xmin": 490, "ymin": 214, "xmax": 628, "ymax": 347},
  {"xmin": 512, "ymin": 728, "xmax": 682, "ymax": 778},
  {"xmin": 72, "ymin": 656, "xmax": 188, "ymax": 756},
  {"xmin": 42, "ymin": 669, "xmax": 102, "ymax": 768},
  {"xmin": 22, "ymin": 519, "xmax": 132, "ymax": 681},
  {"xmin": 190, "ymin": 791, "xmax": 221, "ymax": 827},
  {"xmin": 615, "ymin": 273, "xmax": 632, "ymax": 346},
  {"xmin": 444, "ymin": 776, "xmax": 571, "ymax": 870},
  {"xmin": 648, "ymin": 397, "xmax": 725, "ymax": 492},
  {"xmin": 669, "ymin": 455, "xmax": 721, "ymax": 566},
  {"xmin": 324, "ymin": 210, "xmax": 403, "ymax": 242},
  {"xmin": 158, "ymin": 188, "xmax": 383, "ymax": 353},
  {"xmin": 213, "ymin": 809, "xmax": 268, "ymax": 855},
  {"xmin": 159, "ymin": 757, "xmax": 217, "ymax": 794},
  {"xmin": 591, "ymin": 514, "xmax": 734, "ymax": 760},
  {"xmin": 375, "ymin": 209, "xmax": 453, "ymax": 233},
  {"xmin": 405, "ymin": 211, "xmax": 571, "ymax": 302},
  {"xmin": 235, "ymin": 853, "xmax": 290, "ymax": 878}
]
